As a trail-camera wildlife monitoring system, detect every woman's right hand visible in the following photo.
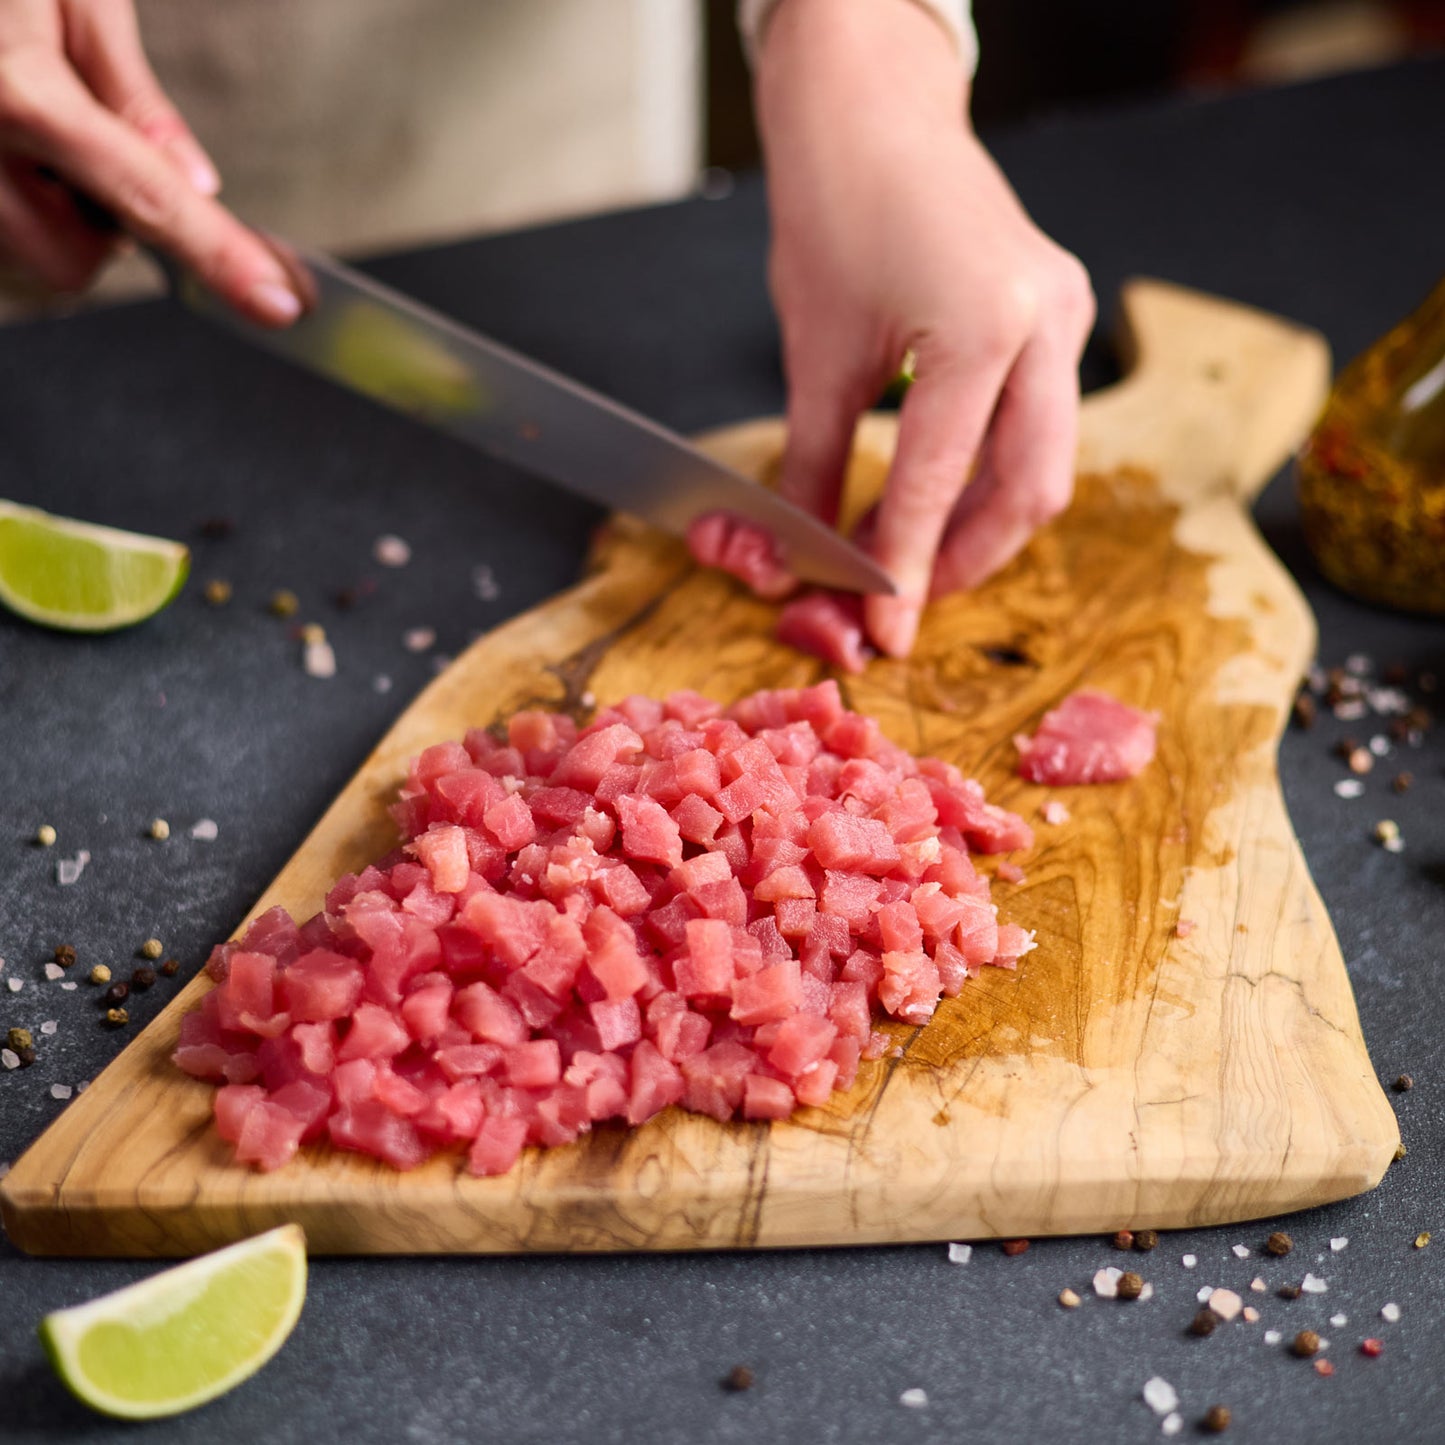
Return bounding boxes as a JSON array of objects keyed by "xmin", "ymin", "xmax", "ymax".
[{"xmin": 0, "ymin": 0, "xmax": 301, "ymax": 323}]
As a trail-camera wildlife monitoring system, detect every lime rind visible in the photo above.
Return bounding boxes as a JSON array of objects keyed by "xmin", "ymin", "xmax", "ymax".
[
  {"xmin": 0, "ymin": 499, "xmax": 189, "ymax": 633},
  {"xmin": 38, "ymin": 1224, "xmax": 307, "ymax": 1421}
]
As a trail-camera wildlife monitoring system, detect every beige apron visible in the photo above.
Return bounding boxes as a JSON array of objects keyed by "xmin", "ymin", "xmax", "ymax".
[{"xmin": 2, "ymin": 0, "xmax": 702, "ymax": 317}]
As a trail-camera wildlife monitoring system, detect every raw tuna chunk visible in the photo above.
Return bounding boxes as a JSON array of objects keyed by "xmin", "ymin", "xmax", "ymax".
[
  {"xmin": 686, "ymin": 512, "xmax": 796, "ymax": 600},
  {"xmin": 1015, "ymin": 690, "xmax": 1158, "ymax": 785},
  {"xmin": 776, "ymin": 591, "xmax": 872, "ymax": 675}
]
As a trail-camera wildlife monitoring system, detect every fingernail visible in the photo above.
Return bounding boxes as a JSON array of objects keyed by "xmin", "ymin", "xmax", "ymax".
[
  {"xmin": 187, "ymin": 153, "xmax": 221, "ymax": 196},
  {"xmin": 870, "ymin": 597, "xmax": 921, "ymax": 658},
  {"xmin": 248, "ymin": 281, "xmax": 302, "ymax": 326}
]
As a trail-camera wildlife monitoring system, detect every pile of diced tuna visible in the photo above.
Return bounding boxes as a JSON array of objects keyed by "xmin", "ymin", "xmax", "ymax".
[{"xmin": 174, "ymin": 682, "xmax": 1035, "ymax": 1177}]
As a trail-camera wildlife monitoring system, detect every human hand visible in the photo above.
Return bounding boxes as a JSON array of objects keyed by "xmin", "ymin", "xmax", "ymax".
[
  {"xmin": 755, "ymin": 0, "xmax": 1095, "ymax": 656},
  {"xmin": 0, "ymin": 0, "xmax": 301, "ymax": 323}
]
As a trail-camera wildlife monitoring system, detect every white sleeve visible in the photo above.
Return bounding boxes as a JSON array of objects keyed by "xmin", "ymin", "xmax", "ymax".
[{"xmin": 737, "ymin": 0, "xmax": 978, "ymax": 75}]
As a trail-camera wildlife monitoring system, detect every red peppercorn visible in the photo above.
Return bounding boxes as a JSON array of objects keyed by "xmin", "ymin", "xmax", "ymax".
[
  {"xmin": 1360, "ymin": 1338, "xmax": 1383, "ymax": 1357},
  {"xmin": 1001, "ymin": 1239, "xmax": 1030, "ymax": 1256}
]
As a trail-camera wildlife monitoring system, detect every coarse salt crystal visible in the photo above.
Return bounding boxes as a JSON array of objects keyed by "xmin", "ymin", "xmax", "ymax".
[
  {"xmin": 373, "ymin": 534, "xmax": 411, "ymax": 567},
  {"xmin": 56, "ymin": 849, "xmax": 90, "ymax": 885},
  {"xmin": 373, "ymin": 674, "xmax": 393, "ymax": 694},
  {"xmin": 472, "ymin": 564, "xmax": 501, "ymax": 601},
  {"xmin": 1138, "ymin": 1282, "xmax": 1154, "ymax": 1302},
  {"xmin": 1345, "ymin": 654, "xmax": 1371, "ymax": 676},
  {"xmin": 1161, "ymin": 1413, "xmax": 1183, "ymax": 1438},
  {"xmin": 1301, "ymin": 1273, "xmax": 1328, "ymax": 1294},
  {"xmin": 1209, "ymin": 1288, "xmax": 1243, "ymax": 1321},
  {"xmin": 1, "ymin": 1049, "xmax": 18, "ymax": 1070},
  {"xmin": 1181, "ymin": 1254, "xmax": 1197, "ymax": 1268},
  {"xmin": 1250, "ymin": 1277, "xmax": 1266, "ymax": 1292},
  {"xmin": 1383, "ymin": 836, "xmax": 1405, "ymax": 853},
  {"xmin": 50, "ymin": 1083, "xmax": 73, "ymax": 1100},
  {"xmin": 946, "ymin": 1242, "xmax": 972, "ymax": 1265},
  {"xmin": 1330, "ymin": 1237, "xmax": 1348, "ymax": 1252},
  {"xmin": 1243, "ymin": 1307, "xmax": 1260, "ymax": 1323},
  {"xmin": 0, "ymin": 1161, "xmax": 9, "ymax": 1178},
  {"xmin": 1334, "ymin": 779, "xmax": 1364, "ymax": 799},
  {"xmin": 1331, "ymin": 1313, "xmax": 1347, "ymax": 1327},
  {"xmin": 1232, "ymin": 1243, "xmax": 1251, "ymax": 1259},
  {"xmin": 1094, "ymin": 1266, "xmax": 1124, "ymax": 1298},
  {"xmin": 1265, "ymin": 1330, "xmax": 1282, "ymax": 1345},
  {"xmin": 1142, "ymin": 1377, "xmax": 1178, "ymax": 1416},
  {"xmin": 39, "ymin": 1020, "xmax": 57, "ymax": 1036},
  {"xmin": 1333, "ymin": 699, "xmax": 1368, "ymax": 721},
  {"xmin": 1366, "ymin": 687, "xmax": 1411, "ymax": 715},
  {"xmin": 304, "ymin": 638, "xmax": 337, "ymax": 678},
  {"xmin": 899, "ymin": 1388, "xmax": 928, "ymax": 1409},
  {"xmin": 1369, "ymin": 735, "xmax": 1391, "ymax": 756},
  {"xmin": 1041, "ymin": 800, "xmax": 1070, "ymax": 825},
  {"xmin": 59, "ymin": 981, "xmax": 77, "ymax": 991},
  {"xmin": 76, "ymin": 1080, "xmax": 89, "ymax": 1093},
  {"xmin": 1381, "ymin": 1303, "xmax": 1401, "ymax": 1323},
  {"xmin": 7, "ymin": 977, "xmax": 22, "ymax": 993},
  {"xmin": 403, "ymin": 627, "xmax": 436, "ymax": 653},
  {"xmin": 190, "ymin": 818, "xmax": 219, "ymax": 841},
  {"xmin": 431, "ymin": 655, "xmax": 452, "ymax": 675},
  {"xmin": 44, "ymin": 963, "xmax": 64, "ymax": 981},
  {"xmin": 1196, "ymin": 1285, "xmax": 1214, "ymax": 1303}
]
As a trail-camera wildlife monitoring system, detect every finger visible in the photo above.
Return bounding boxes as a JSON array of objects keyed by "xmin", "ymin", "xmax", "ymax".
[
  {"xmin": 862, "ymin": 353, "xmax": 1012, "ymax": 657},
  {"xmin": 0, "ymin": 160, "xmax": 113, "ymax": 291},
  {"xmin": 777, "ymin": 379, "xmax": 864, "ymax": 528},
  {"xmin": 928, "ymin": 331, "xmax": 1080, "ymax": 597},
  {"xmin": 64, "ymin": 0, "xmax": 219, "ymax": 194},
  {"xmin": 1, "ymin": 60, "xmax": 299, "ymax": 324}
]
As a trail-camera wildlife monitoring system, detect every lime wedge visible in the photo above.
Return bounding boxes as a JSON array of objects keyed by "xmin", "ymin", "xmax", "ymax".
[
  {"xmin": 0, "ymin": 500, "xmax": 189, "ymax": 631},
  {"xmin": 38, "ymin": 1224, "xmax": 307, "ymax": 1420}
]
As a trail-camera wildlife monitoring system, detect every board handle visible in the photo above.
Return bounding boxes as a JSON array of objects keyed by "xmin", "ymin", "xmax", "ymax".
[{"xmin": 1077, "ymin": 278, "xmax": 1332, "ymax": 507}]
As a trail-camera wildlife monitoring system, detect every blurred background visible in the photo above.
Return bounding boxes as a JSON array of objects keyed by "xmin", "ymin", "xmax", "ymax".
[{"xmin": 3, "ymin": 0, "xmax": 1442, "ymax": 320}]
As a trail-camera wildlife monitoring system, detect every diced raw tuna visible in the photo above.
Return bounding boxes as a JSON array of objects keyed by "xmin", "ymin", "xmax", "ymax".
[
  {"xmin": 1015, "ymin": 689, "xmax": 1159, "ymax": 785},
  {"xmin": 179, "ymin": 682, "xmax": 1038, "ymax": 1178},
  {"xmin": 686, "ymin": 511, "xmax": 797, "ymax": 600}
]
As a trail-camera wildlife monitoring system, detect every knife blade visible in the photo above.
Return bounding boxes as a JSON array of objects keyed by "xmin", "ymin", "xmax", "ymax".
[{"xmin": 169, "ymin": 248, "xmax": 896, "ymax": 597}]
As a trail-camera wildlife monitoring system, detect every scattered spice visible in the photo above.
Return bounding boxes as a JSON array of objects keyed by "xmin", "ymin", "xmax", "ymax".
[
  {"xmin": 1314, "ymin": 1360, "xmax": 1335, "ymax": 1378},
  {"xmin": 1116, "ymin": 1271, "xmax": 1144, "ymax": 1301},
  {"xmin": 43, "ymin": 963, "xmax": 65, "ymax": 982},
  {"xmin": 1394, "ymin": 1143, "xmax": 1408, "ymax": 1162},
  {"xmin": 1414, "ymin": 1232, "xmax": 1431, "ymax": 1249},
  {"xmin": 1142, "ymin": 1378, "xmax": 1179, "ymax": 1416},
  {"xmin": 1093, "ymin": 1267, "xmax": 1123, "ymax": 1298},
  {"xmin": 50, "ymin": 1083, "xmax": 73, "ymax": 1101},
  {"xmin": 898, "ymin": 1388, "xmax": 928, "ymax": 1410},
  {"xmin": 1292, "ymin": 1330, "xmax": 1322, "ymax": 1358},
  {"xmin": 14, "ymin": 1044, "xmax": 36, "ymax": 1066},
  {"xmin": 1264, "ymin": 1330, "xmax": 1283, "ymax": 1345},
  {"xmin": 39, "ymin": 1020, "xmax": 57, "ymax": 1037},
  {"xmin": 0, "ymin": 1049, "xmax": 17, "ymax": 1070},
  {"xmin": 303, "ymin": 638, "xmax": 337, "ymax": 679},
  {"xmin": 35, "ymin": 824, "xmax": 56, "ymax": 847},
  {"xmin": 1266, "ymin": 1231, "xmax": 1294, "ymax": 1256},
  {"xmin": 160, "ymin": 958, "xmax": 180, "ymax": 977},
  {"xmin": 104, "ymin": 981, "xmax": 129, "ymax": 1005},
  {"xmin": 6, "ymin": 1027, "xmax": 33, "ymax": 1054},
  {"xmin": 1330, "ymin": 1313, "xmax": 1348, "ymax": 1328},
  {"xmin": 203, "ymin": 578, "xmax": 232, "ymax": 607},
  {"xmin": 1330, "ymin": 1237, "xmax": 1349, "ymax": 1253},
  {"xmin": 140, "ymin": 938, "xmax": 164, "ymax": 960},
  {"xmin": 1242, "ymin": 1307, "xmax": 1260, "ymax": 1323},
  {"xmin": 1001, "ymin": 1239, "xmax": 1029, "ymax": 1256},
  {"xmin": 104, "ymin": 1007, "xmax": 129, "ymax": 1028},
  {"xmin": 1393, "ymin": 1074, "xmax": 1414, "ymax": 1092},
  {"xmin": 1347, "ymin": 747, "xmax": 1374, "ymax": 775},
  {"xmin": 1112, "ymin": 1229, "xmax": 1135, "ymax": 1251},
  {"xmin": 1374, "ymin": 819, "xmax": 1400, "ymax": 844},
  {"xmin": 1231, "ymin": 1243, "xmax": 1252, "ymax": 1259},
  {"xmin": 190, "ymin": 818, "xmax": 219, "ymax": 841},
  {"xmin": 53, "ymin": 944, "xmax": 76, "ymax": 968},
  {"xmin": 1291, "ymin": 691, "xmax": 1317, "ymax": 729},
  {"xmin": 1249, "ymin": 1278, "xmax": 1267, "ymax": 1293},
  {"xmin": 721, "ymin": 1365, "xmax": 754, "ymax": 1393},
  {"xmin": 88, "ymin": 965, "xmax": 111, "ymax": 985},
  {"xmin": 1360, "ymin": 1338, "xmax": 1383, "ymax": 1357},
  {"xmin": 131, "ymin": 966, "xmax": 157, "ymax": 991},
  {"xmin": 268, "ymin": 589, "xmax": 300, "ymax": 618},
  {"xmin": 56, "ymin": 850, "xmax": 91, "ymax": 885},
  {"xmin": 148, "ymin": 818, "xmax": 170, "ymax": 841},
  {"xmin": 403, "ymin": 626, "xmax": 437, "ymax": 653},
  {"xmin": 1201, "ymin": 1405, "xmax": 1232, "ymax": 1433},
  {"xmin": 1058, "ymin": 1288, "xmax": 1081, "ymax": 1309},
  {"xmin": 946, "ymin": 1242, "xmax": 972, "ymax": 1265},
  {"xmin": 1208, "ymin": 1288, "xmax": 1243, "ymax": 1322},
  {"xmin": 1301, "ymin": 1273, "xmax": 1328, "ymax": 1294},
  {"xmin": 1334, "ymin": 779, "xmax": 1365, "ymax": 799},
  {"xmin": 373, "ymin": 534, "xmax": 411, "ymax": 568},
  {"xmin": 300, "ymin": 622, "xmax": 327, "ymax": 646},
  {"xmin": 1134, "ymin": 1229, "xmax": 1159, "ymax": 1252},
  {"xmin": 1278, "ymin": 1284, "xmax": 1302, "ymax": 1301},
  {"xmin": 1381, "ymin": 1302, "xmax": 1402, "ymax": 1323},
  {"xmin": 1392, "ymin": 771, "xmax": 1414, "ymax": 794},
  {"xmin": 1188, "ymin": 1309, "xmax": 1219, "ymax": 1337},
  {"xmin": 1181, "ymin": 1254, "xmax": 1198, "ymax": 1269}
]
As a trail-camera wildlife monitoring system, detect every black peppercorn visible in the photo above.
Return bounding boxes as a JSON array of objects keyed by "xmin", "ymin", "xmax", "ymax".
[
  {"xmin": 721, "ymin": 1365, "xmax": 754, "ymax": 1392},
  {"xmin": 1202, "ymin": 1404, "xmax": 1232, "ymax": 1432},
  {"xmin": 53, "ymin": 944, "xmax": 77, "ymax": 968},
  {"xmin": 1278, "ymin": 1283, "xmax": 1302, "ymax": 1300},
  {"xmin": 160, "ymin": 958, "xmax": 180, "ymax": 977},
  {"xmin": 1116, "ymin": 1271, "xmax": 1144, "ymax": 1301},
  {"xmin": 131, "ymin": 965, "xmax": 157, "ymax": 991},
  {"xmin": 1265, "ymin": 1231, "xmax": 1294, "ymax": 1256},
  {"xmin": 1188, "ymin": 1309, "xmax": 1219, "ymax": 1337},
  {"xmin": 104, "ymin": 981, "xmax": 130, "ymax": 1006},
  {"xmin": 1133, "ymin": 1229, "xmax": 1159, "ymax": 1252}
]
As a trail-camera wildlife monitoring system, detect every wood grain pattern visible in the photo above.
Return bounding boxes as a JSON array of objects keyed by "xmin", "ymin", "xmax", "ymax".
[{"xmin": 1, "ymin": 280, "xmax": 1399, "ymax": 1257}]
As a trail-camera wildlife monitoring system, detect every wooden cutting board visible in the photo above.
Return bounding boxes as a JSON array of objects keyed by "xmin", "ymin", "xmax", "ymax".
[{"xmin": 1, "ymin": 279, "xmax": 1400, "ymax": 1257}]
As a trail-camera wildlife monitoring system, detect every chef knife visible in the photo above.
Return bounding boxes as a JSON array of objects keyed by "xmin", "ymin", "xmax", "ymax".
[{"xmin": 166, "ymin": 247, "xmax": 896, "ymax": 597}]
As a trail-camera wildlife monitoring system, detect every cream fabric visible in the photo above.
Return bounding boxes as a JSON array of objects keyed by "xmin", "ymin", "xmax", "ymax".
[{"xmin": 736, "ymin": 0, "xmax": 978, "ymax": 72}]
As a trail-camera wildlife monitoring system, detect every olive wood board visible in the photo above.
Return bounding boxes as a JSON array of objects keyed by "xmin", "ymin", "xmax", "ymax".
[{"xmin": 1, "ymin": 279, "xmax": 1400, "ymax": 1256}]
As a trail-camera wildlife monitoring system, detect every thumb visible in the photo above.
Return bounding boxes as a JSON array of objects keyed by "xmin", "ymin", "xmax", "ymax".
[{"xmin": 64, "ymin": 0, "xmax": 220, "ymax": 195}]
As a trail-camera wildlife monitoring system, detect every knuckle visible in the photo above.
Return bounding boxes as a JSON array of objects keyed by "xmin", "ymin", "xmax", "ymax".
[
  {"xmin": 1049, "ymin": 251, "xmax": 1096, "ymax": 330},
  {"xmin": 1022, "ymin": 470, "xmax": 1074, "ymax": 527}
]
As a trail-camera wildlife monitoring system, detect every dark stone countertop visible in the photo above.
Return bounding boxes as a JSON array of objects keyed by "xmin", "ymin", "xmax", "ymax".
[{"xmin": 3, "ymin": 56, "xmax": 1444, "ymax": 1445}]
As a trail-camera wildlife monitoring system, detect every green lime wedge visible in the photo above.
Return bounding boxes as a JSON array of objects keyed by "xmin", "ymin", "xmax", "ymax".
[
  {"xmin": 0, "ymin": 499, "xmax": 189, "ymax": 632},
  {"xmin": 38, "ymin": 1224, "xmax": 307, "ymax": 1420}
]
